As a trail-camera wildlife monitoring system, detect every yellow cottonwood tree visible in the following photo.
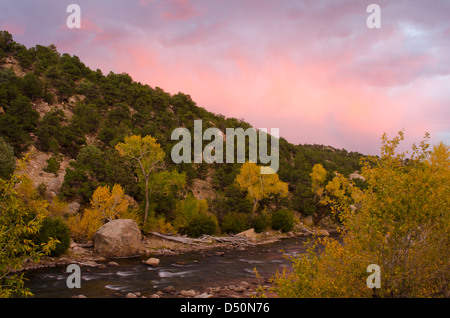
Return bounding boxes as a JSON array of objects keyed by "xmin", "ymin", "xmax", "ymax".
[
  {"xmin": 269, "ymin": 132, "xmax": 450, "ymax": 298},
  {"xmin": 115, "ymin": 135, "xmax": 165, "ymax": 224},
  {"xmin": 88, "ymin": 184, "xmax": 129, "ymax": 221},
  {"xmin": 68, "ymin": 184, "xmax": 130, "ymax": 240},
  {"xmin": 310, "ymin": 163, "xmax": 327, "ymax": 198},
  {"xmin": 235, "ymin": 162, "xmax": 288, "ymax": 215}
]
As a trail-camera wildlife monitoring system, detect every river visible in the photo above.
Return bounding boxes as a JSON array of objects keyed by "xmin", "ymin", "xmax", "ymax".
[{"xmin": 24, "ymin": 235, "xmax": 318, "ymax": 298}]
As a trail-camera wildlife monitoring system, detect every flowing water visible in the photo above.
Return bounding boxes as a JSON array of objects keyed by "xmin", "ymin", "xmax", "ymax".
[{"xmin": 24, "ymin": 236, "xmax": 317, "ymax": 298}]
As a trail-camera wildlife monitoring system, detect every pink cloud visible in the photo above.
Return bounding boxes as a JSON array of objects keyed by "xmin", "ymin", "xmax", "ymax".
[
  {"xmin": 159, "ymin": 0, "xmax": 200, "ymax": 21},
  {"xmin": 23, "ymin": 0, "xmax": 446, "ymax": 155},
  {"xmin": 0, "ymin": 21, "xmax": 25, "ymax": 35}
]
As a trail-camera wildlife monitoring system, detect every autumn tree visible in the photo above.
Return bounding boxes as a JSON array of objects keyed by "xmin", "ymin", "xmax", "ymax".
[
  {"xmin": 68, "ymin": 184, "xmax": 131, "ymax": 241},
  {"xmin": 235, "ymin": 162, "xmax": 288, "ymax": 215},
  {"xmin": 88, "ymin": 184, "xmax": 129, "ymax": 221},
  {"xmin": 0, "ymin": 161, "xmax": 58, "ymax": 297},
  {"xmin": 310, "ymin": 163, "xmax": 327, "ymax": 197},
  {"xmin": 116, "ymin": 135, "xmax": 185, "ymax": 224},
  {"xmin": 310, "ymin": 163, "xmax": 349, "ymax": 223},
  {"xmin": 269, "ymin": 132, "xmax": 450, "ymax": 298},
  {"xmin": 115, "ymin": 135, "xmax": 164, "ymax": 224}
]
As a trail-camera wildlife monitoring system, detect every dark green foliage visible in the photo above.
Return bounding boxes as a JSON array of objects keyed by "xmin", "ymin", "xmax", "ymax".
[
  {"xmin": 6, "ymin": 95, "xmax": 39, "ymax": 133},
  {"xmin": 71, "ymin": 102, "xmax": 101, "ymax": 134},
  {"xmin": 220, "ymin": 212, "xmax": 250, "ymax": 234},
  {"xmin": 0, "ymin": 114, "xmax": 30, "ymax": 154},
  {"xmin": 0, "ymin": 137, "xmax": 15, "ymax": 179},
  {"xmin": 36, "ymin": 110, "xmax": 65, "ymax": 153},
  {"xmin": 210, "ymin": 184, "xmax": 252, "ymax": 221},
  {"xmin": 251, "ymin": 212, "xmax": 271, "ymax": 233},
  {"xmin": 33, "ymin": 217, "xmax": 71, "ymax": 257},
  {"xmin": 271, "ymin": 209, "xmax": 294, "ymax": 232},
  {"xmin": 33, "ymin": 44, "xmax": 61, "ymax": 75},
  {"xmin": 60, "ymin": 145, "xmax": 140, "ymax": 203},
  {"xmin": 58, "ymin": 122, "xmax": 86, "ymax": 158},
  {"xmin": 213, "ymin": 164, "xmax": 241, "ymax": 190},
  {"xmin": 36, "ymin": 109, "xmax": 86, "ymax": 158},
  {"xmin": 292, "ymin": 183, "xmax": 317, "ymax": 215},
  {"xmin": 20, "ymin": 72, "xmax": 44, "ymax": 100},
  {"xmin": 44, "ymin": 156, "xmax": 60, "ymax": 175},
  {"xmin": 0, "ymin": 31, "xmax": 15, "ymax": 56},
  {"xmin": 60, "ymin": 145, "xmax": 104, "ymax": 202},
  {"xmin": 185, "ymin": 213, "xmax": 218, "ymax": 237}
]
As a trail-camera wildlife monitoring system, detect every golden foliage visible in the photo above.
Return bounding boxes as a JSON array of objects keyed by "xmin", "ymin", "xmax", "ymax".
[
  {"xmin": 270, "ymin": 132, "xmax": 450, "ymax": 298},
  {"xmin": 47, "ymin": 197, "xmax": 69, "ymax": 217},
  {"xmin": 1, "ymin": 159, "xmax": 58, "ymax": 297},
  {"xmin": 115, "ymin": 134, "xmax": 166, "ymax": 224},
  {"xmin": 88, "ymin": 184, "xmax": 129, "ymax": 221},
  {"xmin": 68, "ymin": 184, "xmax": 132, "ymax": 241},
  {"xmin": 235, "ymin": 162, "xmax": 289, "ymax": 214}
]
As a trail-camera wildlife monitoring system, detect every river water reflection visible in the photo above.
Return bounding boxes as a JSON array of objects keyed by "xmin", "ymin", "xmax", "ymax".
[{"xmin": 25, "ymin": 235, "xmax": 317, "ymax": 298}]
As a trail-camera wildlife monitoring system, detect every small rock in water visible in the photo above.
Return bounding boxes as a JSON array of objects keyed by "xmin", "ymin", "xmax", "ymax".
[
  {"xmin": 194, "ymin": 293, "xmax": 213, "ymax": 298},
  {"xmin": 144, "ymin": 258, "xmax": 160, "ymax": 266},
  {"xmin": 108, "ymin": 261, "xmax": 119, "ymax": 266},
  {"xmin": 180, "ymin": 289, "xmax": 196, "ymax": 297},
  {"xmin": 162, "ymin": 286, "xmax": 175, "ymax": 293},
  {"xmin": 233, "ymin": 286, "xmax": 245, "ymax": 292},
  {"xmin": 240, "ymin": 281, "xmax": 250, "ymax": 289},
  {"xmin": 126, "ymin": 293, "xmax": 138, "ymax": 298}
]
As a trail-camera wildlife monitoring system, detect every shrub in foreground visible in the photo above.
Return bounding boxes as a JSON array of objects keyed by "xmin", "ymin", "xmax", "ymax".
[{"xmin": 268, "ymin": 133, "xmax": 450, "ymax": 298}]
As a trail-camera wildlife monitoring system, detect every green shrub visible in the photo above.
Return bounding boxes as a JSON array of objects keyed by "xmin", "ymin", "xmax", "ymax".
[
  {"xmin": 251, "ymin": 212, "xmax": 271, "ymax": 233},
  {"xmin": 271, "ymin": 209, "xmax": 294, "ymax": 232},
  {"xmin": 221, "ymin": 212, "xmax": 250, "ymax": 234},
  {"xmin": 185, "ymin": 212, "xmax": 218, "ymax": 238},
  {"xmin": 0, "ymin": 137, "xmax": 15, "ymax": 180},
  {"xmin": 44, "ymin": 156, "xmax": 60, "ymax": 175},
  {"xmin": 34, "ymin": 217, "xmax": 71, "ymax": 257}
]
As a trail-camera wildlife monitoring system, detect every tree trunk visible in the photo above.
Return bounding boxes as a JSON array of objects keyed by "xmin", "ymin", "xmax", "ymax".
[
  {"xmin": 252, "ymin": 199, "xmax": 258, "ymax": 216},
  {"xmin": 144, "ymin": 178, "xmax": 149, "ymax": 224}
]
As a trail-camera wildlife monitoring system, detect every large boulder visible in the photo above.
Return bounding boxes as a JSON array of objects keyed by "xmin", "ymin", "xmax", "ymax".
[
  {"xmin": 236, "ymin": 228, "xmax": 257, "ymax": 240},
  {"xmin": 94, "ymin": 219, "xmax": 141, "ymax": 258}
]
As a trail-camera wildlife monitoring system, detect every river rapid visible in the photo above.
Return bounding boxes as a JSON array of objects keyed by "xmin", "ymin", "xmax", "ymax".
[{"xmin": 24, "ymin": 235, "xmax": 318, "ymax": 298}]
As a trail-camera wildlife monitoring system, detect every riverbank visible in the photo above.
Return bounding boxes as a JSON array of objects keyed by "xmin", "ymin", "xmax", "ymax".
[
  {"xmin": 19, "ymin": 224, "xmax": 336, "ymax": 272},
  {"xmin": 21, "ymin": 225, "xmax": 337, "ymax": 298}
]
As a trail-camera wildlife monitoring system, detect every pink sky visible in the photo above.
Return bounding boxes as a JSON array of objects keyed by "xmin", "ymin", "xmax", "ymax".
[{"xmin": 1, "ymin": 0, "xmax": 449, "ymax": 155}]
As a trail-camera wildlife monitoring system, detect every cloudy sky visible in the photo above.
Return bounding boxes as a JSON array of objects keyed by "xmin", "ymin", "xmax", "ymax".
[{"xmin": 1, "ymin": 0, "xmax": 449, "ymax": 155}]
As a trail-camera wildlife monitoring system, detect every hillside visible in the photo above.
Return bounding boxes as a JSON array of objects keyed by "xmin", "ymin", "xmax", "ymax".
[{"xmin": 0, "ymin": 30, "xmax": 364, "ymax": 231}]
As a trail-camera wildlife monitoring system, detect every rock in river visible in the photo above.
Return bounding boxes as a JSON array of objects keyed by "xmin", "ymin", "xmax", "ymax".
[
  {"xmin": 94, "ymin": 219, "xmax": 141, "ymax": 258},
  {"xmin": 144, "ymin": 257, "xmax": 160, "ymax": 266}
]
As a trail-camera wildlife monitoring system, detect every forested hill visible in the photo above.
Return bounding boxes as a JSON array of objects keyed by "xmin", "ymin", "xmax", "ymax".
[{"xmin": 0, "ymin": 30, "xmax": 363, "ymax": 225}]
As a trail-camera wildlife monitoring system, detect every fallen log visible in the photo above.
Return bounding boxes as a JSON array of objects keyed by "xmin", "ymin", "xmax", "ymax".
[
  {"xmin": 201, "ymin": 235, "xmax": 255, "ymax": 246},
  {"xmin": 149, "ymin": 232, "xmax": 201, "ymax": 245},
  {"xmin": 149, "ymin": 232, "xmax": 255, "ymax": 246}
]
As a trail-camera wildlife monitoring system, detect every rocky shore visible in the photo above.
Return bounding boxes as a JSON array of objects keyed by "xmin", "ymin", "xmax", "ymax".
[{"xmin": 20, "ymin": 224, "xmax": 335, "ymax": 270}]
